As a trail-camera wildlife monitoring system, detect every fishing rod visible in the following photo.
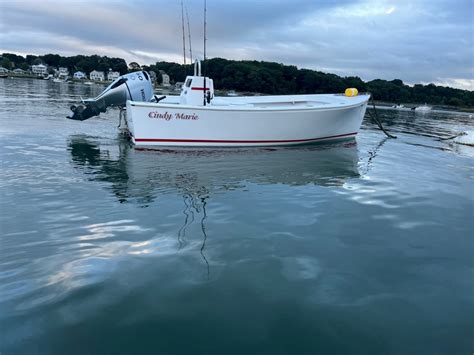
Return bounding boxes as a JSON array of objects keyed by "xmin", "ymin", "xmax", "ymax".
[
  {"xmin": 186, "ymin": 4, "xmax": 193, "ymax": 63},
  {"xmin": 181, "ymin": 0, "xmax": 186, "ymax": 65},
  {"xmin": 203, "ymin": 0, "xmax": 207, "ymax": 106}
]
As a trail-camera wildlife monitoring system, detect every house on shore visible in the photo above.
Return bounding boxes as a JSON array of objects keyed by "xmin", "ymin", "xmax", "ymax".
[
  {"xmin": 58, "ymin": 67, "xmax": 69, "ymax": 79},
  {"xmin": 32, "ymin": 64, "xmax": 48, "ymax": 76},
  {"xmin": 107, "ymin": 70, "xmax": 120, "ymax": 81},
  {"xmin": 12, "ymin": 68, "xmax": 26, "ymax": 74},
  {"xmin": 74, "ymin": 71, "xmax": 86, "ymax": 79},
  {"xmin": 149, "ymin": 70, "xmax": 157, "ymax": 84},
  {"xmin": 89, "ymin": 70, "xmax": 105, "ymax": 81},
  {"xmin": 159, "ymin": 70, "xmax": 170, "ymax": 87}
]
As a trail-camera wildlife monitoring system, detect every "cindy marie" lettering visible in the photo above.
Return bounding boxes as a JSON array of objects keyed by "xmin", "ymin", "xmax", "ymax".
[{"xmin": 148, "ymin": 111, "xmax": 199, "ymax": 121}]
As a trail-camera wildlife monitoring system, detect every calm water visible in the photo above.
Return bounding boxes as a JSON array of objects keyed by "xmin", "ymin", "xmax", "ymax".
[{"xmin": 0, "ymin": 78, "xmax": 473, "ymax": 355}]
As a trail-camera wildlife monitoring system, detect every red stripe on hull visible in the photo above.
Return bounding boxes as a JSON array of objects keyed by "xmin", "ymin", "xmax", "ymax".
[{"xmin": 134, "ymin": 132, "xmax": 357, "ymax": 144}]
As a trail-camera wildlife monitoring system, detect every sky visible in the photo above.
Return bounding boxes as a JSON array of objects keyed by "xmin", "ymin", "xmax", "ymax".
[{"xmin": 0, "ymin": 0, "xmax": 472, "ymax": 90}]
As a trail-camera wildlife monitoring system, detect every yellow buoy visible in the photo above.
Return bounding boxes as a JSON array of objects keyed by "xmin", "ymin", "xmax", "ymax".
[{"xmin": 345, "ymin": 88, "xmax": 358, "ymax": 97}]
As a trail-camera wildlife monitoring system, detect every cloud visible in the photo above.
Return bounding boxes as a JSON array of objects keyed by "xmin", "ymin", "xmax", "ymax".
[{"xmin": 0, "ymin": 0, "xmax": 472, "ymax": 89}]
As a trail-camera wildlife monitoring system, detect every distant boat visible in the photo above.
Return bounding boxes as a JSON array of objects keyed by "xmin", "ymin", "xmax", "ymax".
[
  {"xmin": 414, "ymin": 104, "xmax": 432, "ymax": 112},
  {"xmin": 53, "ymin": 78, "xmax": 67, "ymax": 83},
  {"xmin": 392, "ymin": 104, "xmax": 405, "ymax": 109},
  {"xmin": 84, "ymin": 81, "xmax": 94, "ymax": 85},
  {"xmin": 0, "ymin": 72, "xmax": 8, "ymax": 78},
  {"xmin": 40, "ymin": 74, "xmax": 53, "ymax": 80}
]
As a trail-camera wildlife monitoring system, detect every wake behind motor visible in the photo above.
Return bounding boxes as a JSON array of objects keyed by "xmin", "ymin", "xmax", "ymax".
[{"xmin": 67, "ymin": 71, "xmax": 153, "ymax": 121}]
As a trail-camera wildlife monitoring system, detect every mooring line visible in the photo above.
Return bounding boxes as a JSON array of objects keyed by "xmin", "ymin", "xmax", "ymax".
[{"xmin": 368, "ymin": 95, "xmax": 397, "ymax": 139}]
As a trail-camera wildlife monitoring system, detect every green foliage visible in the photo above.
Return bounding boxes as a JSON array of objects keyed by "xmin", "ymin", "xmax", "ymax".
[
  {"xmin": 25, "ymin": 55, "xmax": 38, "ymax": 65},
  {"xmin": 366, "ymin": 79, "xmax": 474, "ymax": 107},
  {"xmin": 1, "ymin": 52, "xmax": 128, "ymax": 75},
  {"xmin": 1, "ymin": 52, "xmax": 473, "ymax": 107},
  {"xmin": 19, "ymin": 62, "xmax": 30, "ymax": 71},
  {"xmin": 0, "ymin": 57, "xmax": 12, "ymax": 70},
  {"xmin": 42, "ymin": 53, "xmax": 62, "ymax": 67},
  {"xmin": 148, "ymin": 61, "xmax": 192, "ymax": 82},
  {"xmin": 181, "ymin": 57, "xmax": 470, "ymax": 107}
]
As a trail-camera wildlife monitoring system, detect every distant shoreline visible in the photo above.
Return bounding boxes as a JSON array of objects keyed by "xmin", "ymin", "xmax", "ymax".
[
  {"xmin": 1, "ymin": 74, "xmax": 473, "ymax": 113},
  {"xmin": 1, "ymin": 52, "xmax": 473, "ymax": 109}
]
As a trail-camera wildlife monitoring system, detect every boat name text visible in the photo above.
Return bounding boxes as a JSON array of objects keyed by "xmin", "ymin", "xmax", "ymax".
[{"xmin": 148, "ymin": 111, "xmax": 199, "ymax": 121}]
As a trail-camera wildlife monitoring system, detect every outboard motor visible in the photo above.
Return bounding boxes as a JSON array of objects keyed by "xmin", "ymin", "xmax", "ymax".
[{"xmin": 68, "ymin": 71, "xmax": 153, "ymax": 121}]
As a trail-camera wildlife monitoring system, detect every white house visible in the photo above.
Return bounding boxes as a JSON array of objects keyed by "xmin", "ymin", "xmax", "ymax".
[
  {"xmin": 107, "ymin": 71, "xmax": 120, "ymax": 81},
  {"xmin": 59, "ymin": 67, "xmax": 68, "ymax": 76},
  {"xmin": 53, "ymin": 67, "xmax": 69, "ymax": 79},
  {"xmin": 89, "ymin": 70, "xmax": 105, "ymax": 81},
  {"xmin": 12, "ymin": 68, "xmax": 25, "ymax": 74},
  {"xmin": 74, "ymin": 71, "xmax": 86, "ymax": 79},
  {"xmin": 32, "ymin": 64, "xmax": 48, "ymax": 75},
  {"xmin": 148, "ymin": 70, "xmax": 157, "ymax": 84},
  {"xmin": 159, "ymin": 71, "xmax": 170, "ymax": 87},
  {"xmin": 0, "ymin": 67, "xmax": 9, "ymax": 73}
]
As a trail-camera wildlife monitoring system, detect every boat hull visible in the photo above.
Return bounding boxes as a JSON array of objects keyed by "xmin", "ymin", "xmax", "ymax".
[{"xmin": 126, "ymin": 95, "xmax": 369, "ymax": 147}]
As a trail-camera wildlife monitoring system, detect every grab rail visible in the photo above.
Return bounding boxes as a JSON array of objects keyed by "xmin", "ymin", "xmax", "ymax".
[{"xmin": 194, "ymin": 59, "xmax": 201, "ymax": 77}]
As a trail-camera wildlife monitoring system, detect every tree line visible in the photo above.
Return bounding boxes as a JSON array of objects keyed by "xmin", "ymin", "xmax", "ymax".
[
  {"xmin": 147, "ymin": 58, "xmax": 474, "ymax": 108},
  {"xmin": 2, "ymin": 53, "xmax": 473, "ymax": 107},
  {"xmin": 1, "ymin": 53, "xmax": 128, "ymax": 76}
]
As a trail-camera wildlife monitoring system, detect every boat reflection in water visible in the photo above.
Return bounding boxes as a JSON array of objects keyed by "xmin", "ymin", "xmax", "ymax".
[
  {"xmin": 68, "ymin": 136, "xmax": 361, "ymax": 206},
  {"xmin": 68, "ymin": 136, "xmax": 360, "ymax": 276}
]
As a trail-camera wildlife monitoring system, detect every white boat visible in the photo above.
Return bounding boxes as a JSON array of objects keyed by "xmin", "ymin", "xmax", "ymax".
[
  {"xmin": 40, "ymin": 74, "xmax": 53, "ymax": 80},
  {"xmin": 392, "ymin": 104, "xmax": 405, "ymax": 109},
  {"xmin": 126, "ymin": 95, "xmax": 369, "ymax": 147},
  {"xmin": 69, "ymin": 60, "xmax": 370, "ymax": 147},
  {"xmin": 126, "ymin": 62, "xmax": 369, "ymax": 147},
  {"xmin": 414, "ymin": 104, "xmax": 432, "ymax": 112}
]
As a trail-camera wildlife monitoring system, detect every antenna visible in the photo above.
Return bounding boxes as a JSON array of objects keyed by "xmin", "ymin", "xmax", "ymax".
[
  {"xmin": 181, "ymin": 0, "xmax": 186, "ymax": 65},
  {"xmin": 203, "ymin": 0, "xmax": 207, "ymax": 106},
  {"xmin": 204, "ymin": 0, "xmax": 207, "ymax": 63},
  {"xmin": 186, "ymin": 4, "xmax": 193, "ymax": 63}
]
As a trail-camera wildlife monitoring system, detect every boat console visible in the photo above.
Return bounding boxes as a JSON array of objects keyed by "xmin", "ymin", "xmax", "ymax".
[{"xmin": 179, "ymin": 59, "xmax": 214, "ymax": 106}]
